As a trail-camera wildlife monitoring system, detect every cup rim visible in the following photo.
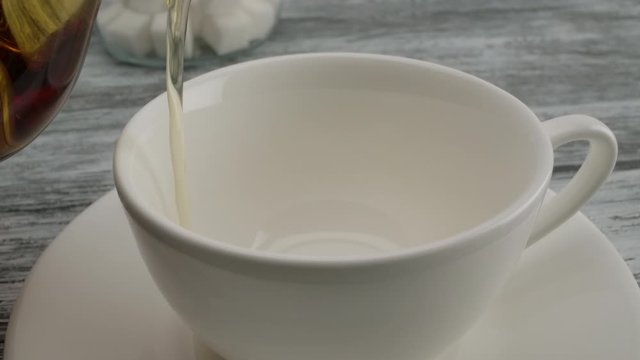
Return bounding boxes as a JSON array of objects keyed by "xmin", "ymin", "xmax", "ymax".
[{"xmin": 114, "ymin": 52, "xmax": 552, "ymax": 268}]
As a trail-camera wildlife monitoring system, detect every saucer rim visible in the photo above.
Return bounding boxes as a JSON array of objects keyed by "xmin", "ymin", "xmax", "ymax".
[{"xmin": 5, "ymin": 189, "xmax": 640, "ymax": 360}]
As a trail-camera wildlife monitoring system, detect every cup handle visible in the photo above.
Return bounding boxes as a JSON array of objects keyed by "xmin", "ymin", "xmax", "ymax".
[{"xmin": 527, "ymin": 115, "xmax": 617, "ymax": 247}]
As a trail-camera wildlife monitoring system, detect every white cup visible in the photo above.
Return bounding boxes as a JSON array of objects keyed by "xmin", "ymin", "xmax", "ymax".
[{"xmin": 114, "ymin": 53, "xmax": 617, "ymax": 360}]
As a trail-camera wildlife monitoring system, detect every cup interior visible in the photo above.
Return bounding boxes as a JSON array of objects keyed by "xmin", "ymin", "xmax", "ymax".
[{"xmin": 116, "ymin": 54, "xmax": 550, "ymax": 258}]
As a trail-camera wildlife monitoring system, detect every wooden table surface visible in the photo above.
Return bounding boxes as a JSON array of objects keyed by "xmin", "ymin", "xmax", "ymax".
[{"xmin": 1, "ymin": 0, "xmax": 639, "ymax": 355}]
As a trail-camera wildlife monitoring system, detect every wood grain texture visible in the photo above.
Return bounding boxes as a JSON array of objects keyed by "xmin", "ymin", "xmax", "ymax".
[{"xmin": 0, "ymin": 0, "xmax": 639, "ymax": 355}]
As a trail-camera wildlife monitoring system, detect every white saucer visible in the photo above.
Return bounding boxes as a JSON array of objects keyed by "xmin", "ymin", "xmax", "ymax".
[{"xmin": 5, "ymin": 190, "xmax": 640, "ymax": 360}]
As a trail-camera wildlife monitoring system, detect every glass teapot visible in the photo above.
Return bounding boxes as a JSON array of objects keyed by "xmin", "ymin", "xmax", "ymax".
[{"xmin": 0, "ymin": 0, "xmax": 101, "ymax": 160}]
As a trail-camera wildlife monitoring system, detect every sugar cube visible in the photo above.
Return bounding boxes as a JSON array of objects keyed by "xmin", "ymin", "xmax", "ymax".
[
  {"xmin": 150, "ymin": 12, "xmax": 195, "ymax": 58},
  {"xmin": 200, "ymin": 0, "xmax": 252, "ymax": 55},
  {"xmin": 239, "ymin": 0, "xmax": 276, "ymax": 41},
  {"xmin": 101, "ymin": 8, "xmax": 153, "ymax": 58}
]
